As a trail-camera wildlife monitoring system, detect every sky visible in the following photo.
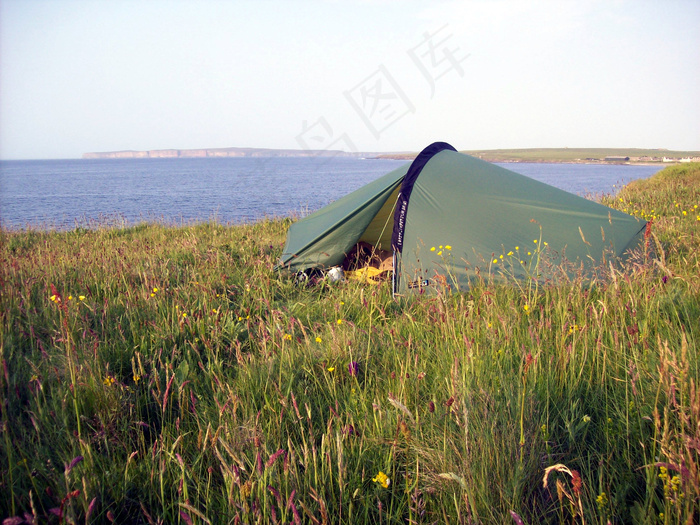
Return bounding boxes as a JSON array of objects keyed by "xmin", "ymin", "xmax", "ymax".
[{"xmin": 0, "ymin": 0, "xmax": 698, "ymax": 160}]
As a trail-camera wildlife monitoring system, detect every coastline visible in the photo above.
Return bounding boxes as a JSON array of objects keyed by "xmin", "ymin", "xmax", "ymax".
[
  {"xmin": 83, "ymin": 146, "xmax": 700, "ymax": 165},
  {"xmin": 373, "ymin": 155, "xmax": 676, "ymax": 166},
  {"xmin": 373, "ymin": 155, "xmax": 686, "ymax": 166}
]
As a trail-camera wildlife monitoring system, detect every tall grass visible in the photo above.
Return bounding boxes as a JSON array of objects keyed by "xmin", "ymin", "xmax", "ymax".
[{"xmin": 1, "ymin": 164, "xmax": 698, "ymax": 524}]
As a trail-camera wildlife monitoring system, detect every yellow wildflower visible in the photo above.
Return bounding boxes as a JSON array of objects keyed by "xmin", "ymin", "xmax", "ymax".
[
  {"xmin": 437, "ymin": 250, "xmax": 442, "ymax": 256},
  {"xmin": 493, "ymin": 259, "xmax": 498, "ymax": 264},
  {"xmin": 337, "ymin": 319, "xmax": 343, "ymax": 325},
  {"xmin": 315, "ymin": 337, "xmax": 322, "ymax": 343},
  {"xmin": 372, "ymin": 471, "xmax": 390, "ymax": 488},
  {"xmin": 430, "ymin": 246, "xmax": 436, "ymax": 252},
  {"xmin": 533, "ymin": 239, "xmax": 538, "ymax": 244},
  {"xmin": 523, "ymin": 304, "xmax": 530, "ymax": 313},
  {"xmin": 103, "ymin": 376, "xmax": 115, "ymax": 386},
  {"xmin": 327, "ymin": 367, "xmax": 335, "ymax": 372},
  {"xmin": 284, "ymin": 334, "xmax": 292, "ymax": 340},
  {"xmin": 596, "ymin": 492, "xmax": 608, "ymax": 510},
  {"xmin": 445, "ymin": 245, "xmax": 452, "ymax": 250},
  {"xmin": 79, "ymin": 295, "xmax": 86, "ymax": 301}
]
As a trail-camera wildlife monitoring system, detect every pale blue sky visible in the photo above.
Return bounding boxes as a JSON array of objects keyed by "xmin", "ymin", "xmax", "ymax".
[{"xmin": 1, "ymin": 0, "xmax": 698, "ymax": 159}]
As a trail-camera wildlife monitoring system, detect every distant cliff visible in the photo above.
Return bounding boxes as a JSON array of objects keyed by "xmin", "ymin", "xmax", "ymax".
[{"xmin": 82, "ymin": 147, "xmax": 368, "ymax": 159}]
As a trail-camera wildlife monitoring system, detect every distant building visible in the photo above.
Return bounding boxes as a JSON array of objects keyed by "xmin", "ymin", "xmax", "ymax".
[{"xmin": 604, "ymin": 156, "xmax": 630, "ymax": 162}]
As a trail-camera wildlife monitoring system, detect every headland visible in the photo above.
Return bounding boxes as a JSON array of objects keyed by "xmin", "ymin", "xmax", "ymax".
[{"xmin": 83, "ymin": 146, "xmax": 700, "ymax": 164}]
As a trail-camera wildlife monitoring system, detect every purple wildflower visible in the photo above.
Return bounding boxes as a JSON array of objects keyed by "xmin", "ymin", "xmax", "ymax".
[
  {"xmin": 65, "ymin": 455, "xmax": 83, "ymax": 474},
  {"xmin": 256, "ymin": 452, "xmax": 263, "ymax": 475},
  {"xmin": 288, "ymin": 490, "xmax": 301, "ymax": 525},
  {"xmin": 86, "ymin": 498, "xmax": 97, "ymax": 520},
  {"xmin": 266, "ymin": 449, "xmax": 286, "ymax": 469},
  {"xmin": 268, "ymin": 485, "xmax": 283, "ymax": 506}
]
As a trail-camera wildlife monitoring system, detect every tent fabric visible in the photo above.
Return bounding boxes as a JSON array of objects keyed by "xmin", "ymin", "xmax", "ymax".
[
  {"xmin": 278, "ymin": 142, "xmax": 647, "ymax": 294},
  {"xmin": 394, "ymin": 147, "xmax": 646, "ymax": 293},
  {"xmin": 392, "ymin": 141, "xmax": 457, "ymax": 252}
]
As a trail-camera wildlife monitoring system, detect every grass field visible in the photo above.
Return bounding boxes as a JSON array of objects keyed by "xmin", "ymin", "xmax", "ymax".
[{"xmin": 1, "ymin": 163, "xmax": 698, "ymax": 524}]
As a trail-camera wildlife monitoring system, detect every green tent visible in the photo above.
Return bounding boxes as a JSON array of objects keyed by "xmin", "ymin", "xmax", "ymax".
[{"xmin": 279, "ymin": 142, "xmax": 647, "ymax": 294}]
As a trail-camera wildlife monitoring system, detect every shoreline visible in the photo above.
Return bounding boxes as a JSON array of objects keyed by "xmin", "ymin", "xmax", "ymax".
[
  {"xmin": 82, "ymin": 146, "xmax": 700, "ymax": 165},
  {"xmin": 373, "ymin": 155, "xmax": 676, "ymax": 166}
]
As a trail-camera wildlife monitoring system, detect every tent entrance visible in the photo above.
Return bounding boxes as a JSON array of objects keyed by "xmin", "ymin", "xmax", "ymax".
[
  {"xmin": 357, "ymin": 185, "xmax": 400, "ymax": 250},
  {"xmin": 341, "ymin": 185, "xmax": 400, "ymax": 284}
]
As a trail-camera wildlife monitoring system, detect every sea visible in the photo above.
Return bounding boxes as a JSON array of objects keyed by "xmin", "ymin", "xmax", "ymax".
[{"xmin": 0, "ymin": 157, "xmax": 664, "ymax": 231}]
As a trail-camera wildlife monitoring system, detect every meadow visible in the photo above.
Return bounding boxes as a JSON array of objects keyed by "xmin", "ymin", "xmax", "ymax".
[{"xmin": 1, "ymin": 163, "xmax": 698, "ymax": 524}]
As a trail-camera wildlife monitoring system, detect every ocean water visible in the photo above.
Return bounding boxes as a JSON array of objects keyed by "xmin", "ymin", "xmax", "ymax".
[{"xmin": 0, "ymin": 157, "xmax": 663, "ymax": 230}]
